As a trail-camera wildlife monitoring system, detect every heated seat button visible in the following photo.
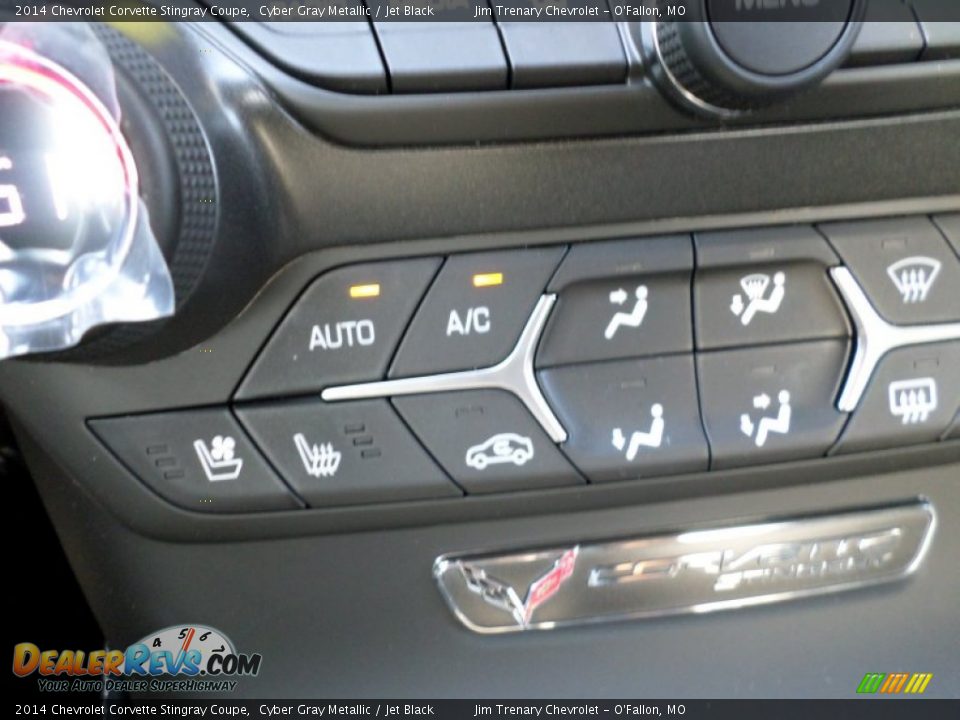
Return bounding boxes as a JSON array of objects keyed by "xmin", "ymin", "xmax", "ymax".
[
  {"xmin": 390, "ymin": 248, "xmax": 565, "ymax": 377},
  {"xmin": 694, "ymin": 226, "xmax": 849, "ymax": 350},
  {"xmin": 833, "ymin": 342, "xmax": 960, "ymax": 454},
  {"xmin": 697, "ymin": 341, "xmax": 849, "ymax": 469},
  {"xmin": 236, "ymin": 399, "xmax": 459, "ymax": 506},
  {"xmin": 237, "ymin": 258, "xmax": 440, "ymax": 400},
  {"xmin": 392, "ymin": 390, "xmax": 582, "ymax": 494},
  {"xmin": 89, "ymin": 409, "xmax": 301, "ymax": 513},
  {"xmin": 536, "ymin": 236, "xmax": 693, "ymax": 367},
  {"xmin": 539, "ymin": 356, "xmax": 707, "ymax": 482},
  {"xmin": 820, "ymin": 217, "xmax": 960, "ymax": 325}
]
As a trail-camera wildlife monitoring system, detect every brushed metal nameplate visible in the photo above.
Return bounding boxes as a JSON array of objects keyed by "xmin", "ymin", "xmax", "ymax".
[{"xmin": 435, "ymin": 501, "xmax": 935, "ymax": 634}]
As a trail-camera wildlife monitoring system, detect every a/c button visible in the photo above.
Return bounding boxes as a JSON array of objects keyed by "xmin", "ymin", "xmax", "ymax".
[
  {"xmin": 390, "ymin": 247, "xmax": 565, "ymax": 377},
  {"xmin": 237, "ymin": 258, "xmax": 441, "ymax": 400}
]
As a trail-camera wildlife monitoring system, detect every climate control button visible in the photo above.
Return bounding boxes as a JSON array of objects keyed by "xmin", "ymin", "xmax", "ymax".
[
  {"xmin": 237, "ymin": 258, "xmax": 441, "ymax": 400},
  {"xmin": 389, "ymin": 248, "xmax": 564, "ymax": 377},
  {"xmin": 236, "ymin": 398, "xmax": 459, "ymax": 506},
  {"xmin": 539, "ymin": 356, "xmax": 707, "ymax": 482},
  {"xmin": 536, "ymin": 236, "xmax": 693, "ymax": 367},
  {"xmin": 694, "ymin": 226, "xmax": 848, "ymax": 350},
  {"xmin": 820, "ymin": 217, "xmax": 960, "ymax": 325},
  {"xmin": 832, "ymin": 341, "xmax": 960, "ymax": 454},
  {"xmin": 90, "ymin": 409, "xmax": 301, "ymax": 513},
  {"xmin": 697, "ymin": 340, "xmax": 850, "ymax": 469},
  {"xmin": 393, "ymin": 389, "xmax": 582, "ymax": 494}
]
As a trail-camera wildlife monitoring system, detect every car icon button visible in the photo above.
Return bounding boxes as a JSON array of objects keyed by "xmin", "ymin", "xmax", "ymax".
[{"xmin": 393, "ymin": 389, "xmax": 582, "ymax": 494}]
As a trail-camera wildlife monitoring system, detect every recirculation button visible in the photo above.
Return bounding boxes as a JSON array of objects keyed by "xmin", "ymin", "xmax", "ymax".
[{"xmin": 393, "ymin": 389, "xmax": 582, "ymax": 494}]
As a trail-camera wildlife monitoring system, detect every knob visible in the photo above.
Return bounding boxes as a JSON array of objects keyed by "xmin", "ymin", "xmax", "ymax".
[
  {"xmin": 637, "ymin": 0, "xmax": 866, "ymax": 116},
  {"xmin": 0, "ymin": 22, "xmax": 222, "ymax": 362},
  {"xmin": 0, "ymin": 26, "xmax": 176, "ymax": 360}
]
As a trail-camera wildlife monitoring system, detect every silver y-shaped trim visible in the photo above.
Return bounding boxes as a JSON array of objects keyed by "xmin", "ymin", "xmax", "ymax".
[
  {"xmin": 321, "ymin": 294, "xmax": 568, "ymax": 443},
  {"xmin": 830, "ymin": 267, "xmax": 960, "ymax": 412}
]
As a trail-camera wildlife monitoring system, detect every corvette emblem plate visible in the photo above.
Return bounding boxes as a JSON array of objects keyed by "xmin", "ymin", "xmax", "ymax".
[{"xmin": 434, "ymin": 501, "xmax": 935, "ymax": 633}]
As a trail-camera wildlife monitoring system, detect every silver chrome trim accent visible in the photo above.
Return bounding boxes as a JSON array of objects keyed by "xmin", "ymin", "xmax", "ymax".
[
  {"xmin": 830, "ymin": 267, "xmax": 960, "ymax": 412},
  {"xmin": 435, "ymin": 501, "xmax": 936, "ymax": 634},
  {"xmin": 322, "ymin": 294, "xmax": 568, "ymax": 443}
]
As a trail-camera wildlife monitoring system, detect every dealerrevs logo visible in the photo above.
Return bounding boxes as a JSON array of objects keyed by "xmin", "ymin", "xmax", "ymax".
[{"xmin": 13, "ymin": 625, "xmax": 261, "ymax": 693}]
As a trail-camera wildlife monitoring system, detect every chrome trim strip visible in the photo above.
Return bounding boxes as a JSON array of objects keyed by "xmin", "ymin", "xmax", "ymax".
[
  {"xmin": 830, "ymin": 267, "xmax": 960, "ymax": 412},
  {"xmin": 322, "ymin": 294, "xmax": 568, "ymax": 443},
  {"xmin": 435, "ymin": 501, "xmax": 936, "ymax": 634}
]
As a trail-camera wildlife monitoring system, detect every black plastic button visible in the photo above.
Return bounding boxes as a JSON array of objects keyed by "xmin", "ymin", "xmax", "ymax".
[
  {"xmin": 496, "ymin": 20, "xmax": 626, "ymax": 88},
  {"xmin": 89, "ymin": 409, "xmax": 301, "ymax": 513},
  {"xmin": 697, "ymin": 340, "xmax": 850, "ymax": 469},
  {"xmin": 539, "ymin": 356, "xmax": 708, "ymax": 482},
  {"xmin": 845, "ymin": 1, "xmax": 923, "ymax": 66},
  {"xmin": 832, "ymin": 341, "xmax": 960, "ymax": 454},
  {"xmin": 934, "ymin": 213, "xmax": 960, "ymax": 258},
  {"xmin": 537, "ymin": 236, "xmax": 693, "ymax": 367},
  {"xmin": 392, "ymin": 390, "xmax": 582, "ymax": 494},
  {"xmin": 372, "ymin": 10, "xmax": 507, "ymax": 92},
  {"xmin": 238, "ymin": 259, "xmax": 440, "ymax": 400},
  {"xmin": 694, "ymin": 226, "xmax": 848, "ymax": 350},
  {"xmin": 820, "ymin": 217, "xmax": 960, "ymax": 325},
  {"xmin": 236, "ymin": 399, "xmax": 459, "ymax": 506},
  {"xmin": 230, "ymin": 20, "xmax": 387, "ymax": 94},
  {"xmin": 390, "ymin": 248, "xmax": 565, "ymax": 377}
]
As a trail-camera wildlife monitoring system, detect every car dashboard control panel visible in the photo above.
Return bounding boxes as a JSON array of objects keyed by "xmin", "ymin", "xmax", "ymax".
[
  {"xmin": 89, "ymin": 214, "xmax": 960, "ymax": 514},
  {"xmin": 213, "ymin": 0, "xmax": 960, "ymax": 145}
]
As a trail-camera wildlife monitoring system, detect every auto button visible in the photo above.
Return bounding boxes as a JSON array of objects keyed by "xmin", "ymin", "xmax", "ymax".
[
  {"xmin": 393, "ymin": 390, "xmax": 582, "ymax": 494},
  {"xmin": 238, "ymin": 259, "xmax": 440, "ymax": 400}
]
